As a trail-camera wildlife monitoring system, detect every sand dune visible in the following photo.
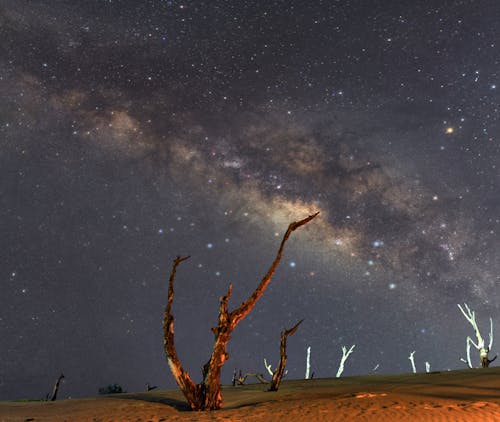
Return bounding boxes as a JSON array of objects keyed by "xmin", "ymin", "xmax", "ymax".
[{"xmin": 2, "ymin": 367, "xmax": 500, "ymax": 421}]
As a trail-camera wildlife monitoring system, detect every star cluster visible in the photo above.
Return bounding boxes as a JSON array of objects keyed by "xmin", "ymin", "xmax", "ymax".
[{"xmin": 1, "ymin": 0, "xmax": 500, "ymax": 400}]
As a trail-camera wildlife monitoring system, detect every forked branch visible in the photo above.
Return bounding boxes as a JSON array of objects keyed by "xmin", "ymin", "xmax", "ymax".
[{"xmin": 336, "ymin": 344, "xmax": 355, "ymax": 378}]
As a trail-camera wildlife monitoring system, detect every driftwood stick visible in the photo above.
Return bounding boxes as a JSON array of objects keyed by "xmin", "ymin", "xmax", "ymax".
[{"xmin": 233, "ymin": 371, "xmax": 270, "ymax": 385}]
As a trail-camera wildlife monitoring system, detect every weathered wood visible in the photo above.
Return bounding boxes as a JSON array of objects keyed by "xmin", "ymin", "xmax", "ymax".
[
  {"xmin": 269, "ymin": 319, "xmax": 303, "ymax": 391},
  {"xmin": 233, "ymin": 371, "xmax": 269, "ymax": 385},
  {"xmin": 229, "ymin": 212, "xmax": 319, "ymax": 328},
  {"xmin": 163, "ymin": 213, "xmax": 318, "ymax": 410},
  {"xmin": 162, "ymin": 255, "xmax": 204, "ymax": 410}
]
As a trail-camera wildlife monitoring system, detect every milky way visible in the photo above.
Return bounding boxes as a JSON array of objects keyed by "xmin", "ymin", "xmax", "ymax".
[{"xmin": 2, "ymin": 1, "xmax": 500, "ymax": 400}]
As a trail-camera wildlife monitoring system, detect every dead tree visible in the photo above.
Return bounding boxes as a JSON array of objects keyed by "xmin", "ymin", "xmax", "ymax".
[
  {"xmin": 50, "ymin": 373, "xmax": 64, "ymax": 401},
  {"xmin": 336, "ymin": 345, "xmax": 355, "ymax": 378},
  {"xmin": 457, "ymin": 303, "xmax": 496, "ymax": 368},
  {"xmin": 305, "ymin": 346, "xmax": 312, "ymax": 379},
  {"xmin": 163, "ymin": 212, "xmax": 319, "ymax": 411},
  {"xmin": 408, "ymin": 351, "xmax": 416, "ymax": 374},
  {"xmin": 268, "ymin": 319, "xmax": 303, "ymax": 391}
]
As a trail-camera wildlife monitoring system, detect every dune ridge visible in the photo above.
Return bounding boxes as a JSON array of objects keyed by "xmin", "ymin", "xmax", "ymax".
[{"xmin": 2, "ymin": 367, "xmax": 500, "ymax": 421}]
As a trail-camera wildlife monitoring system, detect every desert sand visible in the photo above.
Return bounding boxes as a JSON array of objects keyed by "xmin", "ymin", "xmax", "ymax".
[{"xmin": 2, "ymin": 367, "xmax": 500, "ymax": 421}]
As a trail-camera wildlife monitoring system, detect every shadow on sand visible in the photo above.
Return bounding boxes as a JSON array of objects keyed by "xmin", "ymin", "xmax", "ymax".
[{"xmin": 111, "ymin": 392, "xmax": 191, "ymax": 411}]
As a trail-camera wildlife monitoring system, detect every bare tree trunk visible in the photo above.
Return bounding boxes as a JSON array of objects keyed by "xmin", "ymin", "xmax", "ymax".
[
  {"xmin": 269, "ymin": 319, "xmax": 303, "ymax": 391},
  {"xmin": 50, "ymin": 373, "xmax": 64, "ymax": 401},
  {"xmin": 163, "ymin": 212, "xmax": 319, "ymax": 410}
]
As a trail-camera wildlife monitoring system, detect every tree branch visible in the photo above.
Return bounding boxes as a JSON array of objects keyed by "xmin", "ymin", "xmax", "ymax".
[
  {"xmin": 163, "ymin": 256, "xmax": 201, "ymax": 409},
  {"xmin": 230, "ymin": 212, "xmax": 319, "ymax": 327},
  {"xmin": 461, "ymin": 337, "xmax": 473, "ymax": 368},
  {"xmin": 166, "ymin": 256, "xmax": 190, "ymax": 317},
  {"xmin": 285, "ymin": 318, "xmax": 304, "ymax": 337},
  {"xmin": 457, "ymin": 303, "xmax": 485, "ymax": 349},
  {"xmin": 263, "ymin": 358, "xmax": 273, "ymax": 376},
  {"xmin": 212, "ymin": 283, "xmax": 233, "ymax": 336}
]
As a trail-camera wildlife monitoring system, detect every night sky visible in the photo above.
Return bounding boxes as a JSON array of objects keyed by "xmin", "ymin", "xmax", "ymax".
[{"xmin": 2, "ymin": 0, "xmax": 500, "ymax": 400}]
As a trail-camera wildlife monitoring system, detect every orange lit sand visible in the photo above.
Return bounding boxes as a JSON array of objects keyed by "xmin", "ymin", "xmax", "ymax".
[{"xmin": 2, "ymin": 368, "xmax": 500, "ymax": 421}]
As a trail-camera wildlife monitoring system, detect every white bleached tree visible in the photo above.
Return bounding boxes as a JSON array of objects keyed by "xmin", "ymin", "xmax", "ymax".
[
  {"xmin": 408, "ymin": 351, "xmax": 416, "ymax": 373},
  {"xmin": 336, "ymin": 345, "xmax": 355, "ymax": 378},
  {"xmin": 457, "ymin": 303, "xmax": 497, "ymax": 368},
  {"xmin": 305, "ymin": 346, "xmax": 311, "ymax": 379}
]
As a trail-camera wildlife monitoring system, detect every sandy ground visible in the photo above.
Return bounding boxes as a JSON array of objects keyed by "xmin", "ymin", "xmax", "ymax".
[{"xmin": 2, "ymin": 367, "xmax": 500, "ymax": 421}]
